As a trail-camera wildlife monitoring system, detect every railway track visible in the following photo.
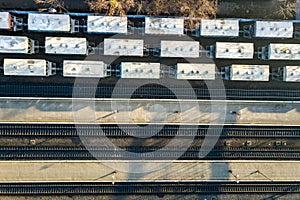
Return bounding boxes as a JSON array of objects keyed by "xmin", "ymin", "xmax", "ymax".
[
  {"xmin": 0, "ymin": 124, "xmax": 299, "ymax": 137},
  {"xmin": 1, "ymin": 146, "xmax": 299, "ymax": 160},
  {"xmin": 1, "ymin": 83, "xmax": 300, "ymax": 100},
  {"xmin": 0, "ymin": 182, "xmax": 299, "ymax": 194}
]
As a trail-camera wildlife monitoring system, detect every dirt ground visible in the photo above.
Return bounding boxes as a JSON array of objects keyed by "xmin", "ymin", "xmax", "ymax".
[{"xmin": 0, "ymin": 0, "xmax": 294, "ymax": 19}]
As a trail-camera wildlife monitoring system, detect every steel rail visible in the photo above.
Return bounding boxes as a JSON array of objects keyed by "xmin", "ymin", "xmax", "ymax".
[{"xmin": 0, "ymin": 182, "xmax": 299, "ymax": 194}]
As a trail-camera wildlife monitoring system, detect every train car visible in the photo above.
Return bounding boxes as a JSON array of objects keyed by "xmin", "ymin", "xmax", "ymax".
[
  {"xmin": 174, "ymin": 63, "xmax": 216, "ymax": 80},
  {"xmin": 144, "ymin": 17, "xmax": 184, "ymax": 35},
  {"xmin": 274, "ymin": 66, "xmax": 300, "ymax": 82},
  {"xmin": 244, "ymin": 21, "xmax": 293, "ymax": 38},
  {"xmin": 223, "ymin": 64, "xmax": 269, "ymax": 81},
  {"xmin": 104, "ymin": 39, "xmax": 144, "ymax": 56},
  {"xmin": 295, "ymin": 28, "xmax": 300, "ymax": 39},
  {"xmin": 45, "ymin": 37, "xmax": 88, "ymax": 55},
  {"xmin": 3, "ymin": 58, "xmax": 55, "ymax": 76},
  {"xmin": 63, "ymin": 60, "xmax": 109, "ymax": 78},
  {"xmin": 120, "ymin": 62, "xmax": 160, "ymax": 79},
  {"xmin": 0, "ymin": 12, "xmax": 12, "ymax": 30},
  {"xmin": 0, "ymin": 35, "xmax": 38, "ymax": 54},
  {"xmin": 0, "ymin": 11, "xmax": 23, "ymax": 31},
  {"xmin": 258, "ymin": 43, "xmax": 300, "ymax": 60},
  {"xmin": 208, "ymin": 42, "xmax": 254, "ymax": 59},
  {"xmin": 195, "ymin": 19, "xmax": 239, "ymax": 37},
  {"xmin": 28, "ymin": 13, "xmax": 79, "ymax": 33},
  {"xmin": 160, "ymin": 40, "xmax": 199, "ymax": 58},
  {"xmin": 87, "ymin": 16, "xmax": 127, "ymax": 34}
]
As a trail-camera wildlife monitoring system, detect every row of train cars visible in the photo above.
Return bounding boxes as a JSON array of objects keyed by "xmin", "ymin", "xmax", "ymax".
[
  {"xmin": 1, "ymin": 11, "xmax": 300, "ymax": 37},
  {"xmin": 0, "ymin": 11, "xmax": 300, "ymax": 82},
  {"xmin": 0, "ymin": 58, "xmax": 298, "ymax": 82}
]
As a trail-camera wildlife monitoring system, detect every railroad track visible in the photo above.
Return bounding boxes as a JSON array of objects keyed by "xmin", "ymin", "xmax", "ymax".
[
  {"xmin": 0, "ymin": 182, "xmax": 299, "ymax": 194},
  {"xmin": 1, "ymin": 146, "xmax": 300, "ymax": 160},
  {"xmin": 0, "ymin": 124, "xmax": 299, "ymax": 137},
  {"xmin": 1, "ymin": 83, "xmax": 300, "ymax": 100}
]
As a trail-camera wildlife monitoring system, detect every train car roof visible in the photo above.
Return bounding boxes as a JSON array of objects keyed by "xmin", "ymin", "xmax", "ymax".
[
  {"xmin": 0, "ymin": 35, "xmax": 29, "ymax": 54},
  {"xmin": 215, "ymin": 42, "xmax": 254, "ymax": 59},
  {"xmin": 200, "ymin": 19, "xmax": 239, "ymax": 37},
  {"xmin": 268, "ymin": 43, "xmax": 300, "ymax": 60},
  {"xmin": 87, "ymin": 16, "xmax": 127, "ymax": 34},
  {"xmin": 120, "ymin": 62, "xmax": 160, "ymax": 79},
  {"xmin": 254, "ymin": 21, "xmax": 293, "ymax": 38},
  {"xmin": 283, "ymin": 66, "xmax": 300, "ymax": 82},
  {"xmin": 160, "ymin": 40, "xmax": 199, "ymax": 58},
  {"xmin": 229, "ymin": 64, "xmax": 269, "ymax": 81},
  {"xmin": 176, "ymin": 63, "xmax": 216, "ymax": 80},
  {"xmin": 28, "ymin": 13, "xmax": 71, "ymax": 32},
  {"xmin": 4, "ymin": 58, "xmax": 47, "ymax": 76},
  {"xmin": 63, "ymin": 60, "xmax": 108, "ymax": 77},
  {"xmin": 145, "ymin": 17, "xmax": 184, "ymax": 35},
  {"xmin": 104, "ymin": 38, "xmax": 144, "ymax": 56},
  {"xmin": 45, "ymin": 37, "xmax": 87, "ymax": 55},
  {"xmin": 0, "ymin": 12, "xmax": 11, "ymax": 30}
]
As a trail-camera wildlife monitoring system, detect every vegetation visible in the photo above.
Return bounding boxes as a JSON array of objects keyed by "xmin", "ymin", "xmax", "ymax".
[
  {"xmin": 33, "ymin": 0, "xmax": 67, "ymax": 12},
  {"xmin": 141, "ymin": 0, "xmax": 217, "ymax": 17},
  {"xmin": 87, "ymin": 0, "xmax": 135, "ymax": 16},
  {"xmin": 276, "ymin": 0, "xmax": 296, "ymax": 19},
  {"xmin": 87, "ymin": 0, "xmax": 217, "ymax": 27},
  {"xmin": 33, "ymin": 0, "xmax": 218, "ymax": 28}
]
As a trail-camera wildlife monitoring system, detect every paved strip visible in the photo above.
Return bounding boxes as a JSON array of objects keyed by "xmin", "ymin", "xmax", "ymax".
[
  {"xmin": 0, "ymin": 160, "xmax": 298, "ymax": 183},
  {"xmin": 0, "ymin": 98, "xmax": 300, "ymax": 125}
]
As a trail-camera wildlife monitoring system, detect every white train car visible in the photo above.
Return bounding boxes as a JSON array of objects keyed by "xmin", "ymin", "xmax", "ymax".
[
  {"xmin": 209, "ymin": 42, "xmax": 254, "ymax": 59},
  {"xmin": 197, "ymin": 19, "xmax": 239, "ymax": 37},
  {"xmin": 0, "ymin": 35, "xmax": 37, "ymax": 54},
  {"xmin": 28, "ymin": 13, "xmax": 79, "ymax": 33},
  {"xmin": 45, "ymin": 37, "xmax": 88, "ymax": 55},
  {"xmin": 160, "ymin": 40, "xmax": 199, "ymax": 58},
  {"xmin": 4, "ymin": 58, "xmax": 55, "ymax": 76},
  {"xmin": 145, "ymin": 17, "xmax": 184, "ymax": 35},
  {"xmin": 174, "ymin": 63, "xmax": 216, "ymax": 80},
  {"xmin": 63, "ymin": 60, "xmax": 109, "ymax": 78},
  {"xmin": 275, "ymin": 66, "xmax": 300, "ymax": 82},
  {"xmin": 87, "ymin": 16, "xmax": 127, "ymax": 34},
  {"xmin": 0, "ymin": 11, "xmax": 23, "ymax": 31},
  {"xmin": 258, "ymin": 43, "xmax": 300, "ymax": 60},
  {"xmin": 0, "ymin": 12, "xmax": 12, "ymax": 30},
  {"xmin": 223, "ymin": 64, "xmax": 269, "ymax": 81},
  {"xmin": 120, "ymin": 62, "xmax": 160, "ymax": 79},
  {"xmin": 244, "ymin": 21, "xmax": 293, "ymax": 38},
  {"xmin": 104, "ymin": 39, "xmax": 144, "ymax": 56}
]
